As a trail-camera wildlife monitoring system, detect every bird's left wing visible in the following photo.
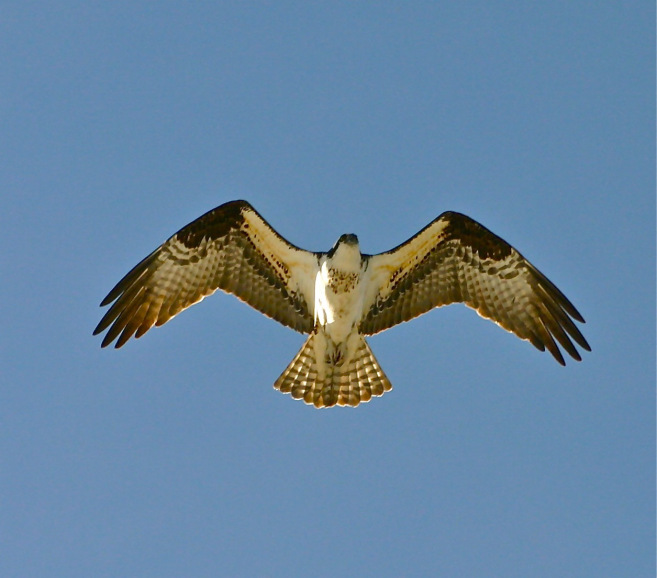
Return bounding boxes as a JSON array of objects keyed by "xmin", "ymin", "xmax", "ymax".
[
  {"xmin": 94, "ymin": 200, "xmax": 318, "ymax": 348},
  {"xmin": 360, "ymin": 211, "xmax": 590, "ymax": 365}
]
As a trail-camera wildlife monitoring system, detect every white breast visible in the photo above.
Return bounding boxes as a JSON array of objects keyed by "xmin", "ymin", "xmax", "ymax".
[{"xmin": 314, "ymin": 259, "xmax": 365, "ymax": 343}]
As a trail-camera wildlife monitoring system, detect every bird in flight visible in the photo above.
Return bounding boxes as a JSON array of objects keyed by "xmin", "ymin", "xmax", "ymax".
[{"xmin": 94, "ymin": 200, "xmax": 590, "ymax": 408}]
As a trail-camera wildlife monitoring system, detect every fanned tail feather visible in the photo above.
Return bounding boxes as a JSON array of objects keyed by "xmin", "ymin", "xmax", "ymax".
[{"xmin": 274, "ymin": 334, "xmax": 392, "ymax": 408}]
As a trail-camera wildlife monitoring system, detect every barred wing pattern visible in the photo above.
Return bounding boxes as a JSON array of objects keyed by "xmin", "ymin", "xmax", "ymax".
[
  {"xmin": 94, "ymin": 200, "xmax": 317, "ymax": 348},
  {"xmin": 361, "ymin": 211, "xmax": 590, "ymax": 365}
]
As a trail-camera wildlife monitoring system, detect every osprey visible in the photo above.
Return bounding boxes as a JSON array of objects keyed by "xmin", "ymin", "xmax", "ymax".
[{"xmin": 94, "ymin": 200, "xmax": 590, "ymax": 408}]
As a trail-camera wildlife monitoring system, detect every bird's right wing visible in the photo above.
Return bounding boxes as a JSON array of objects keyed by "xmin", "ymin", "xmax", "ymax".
[{"xmin": 94, "ymin": 200, "xmax": 318, "ymax": 348}]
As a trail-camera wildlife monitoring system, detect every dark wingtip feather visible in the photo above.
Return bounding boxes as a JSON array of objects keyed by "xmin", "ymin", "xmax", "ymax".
[
  {"xmin": 568, "ymin": 306, "xmax": 586, "ymax": 324},
  {"xmin": 99, "ymin": 293, "xmax": 115, "ymax": 308},
  {"xmin": 100, "ymin": 332, "xmax": 116, "ymax": 348},
  {"xmin": 93, "ymin": 311, "xmax": 114, "ymax": 336},
  {"xmin": 114, "ymin": 329, "xmax": 133, "ymax": 349}
]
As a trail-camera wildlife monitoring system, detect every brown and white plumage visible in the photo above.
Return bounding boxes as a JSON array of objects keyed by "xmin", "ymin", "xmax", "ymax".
[
  {"xmin": 95, "ymin": 200, "xmax": 590, "ymax": 407},
  {"xmin": 360, "ymin": 211, "xmax": 590, "ymax": 365},
  {"xmin": 274, "ymin": 333, "xmax": 392, "ymax": 408},
  {"xmin": 94, "ymin": 200, "xmax": 316, "ymax": 348}
]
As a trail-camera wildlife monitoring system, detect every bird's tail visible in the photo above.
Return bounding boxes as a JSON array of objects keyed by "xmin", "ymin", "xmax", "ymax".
[{"xmin": 274, "ymin": 334, "xmax": 392, "ymax": 408}]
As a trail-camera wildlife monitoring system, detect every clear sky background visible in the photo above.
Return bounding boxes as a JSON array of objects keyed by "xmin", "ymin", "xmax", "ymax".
[{"xmin": 2, "ymin": 3, "xmax": 654, "ymax": 577}]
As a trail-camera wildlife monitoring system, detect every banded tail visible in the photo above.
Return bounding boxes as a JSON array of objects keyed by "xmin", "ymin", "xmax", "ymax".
[{"xmin": 274, "ymin": 334, "xmax": 392, "ymax": 408}]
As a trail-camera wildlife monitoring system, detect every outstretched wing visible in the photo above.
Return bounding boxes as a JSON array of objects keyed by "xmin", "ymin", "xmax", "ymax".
[
  {"xmin": 360, "ymin": 211, "xmax": 590, "ymax": 365},
  {"xmin": 94, "ymin": 200, "xmax": 318, "ymax": 348}
]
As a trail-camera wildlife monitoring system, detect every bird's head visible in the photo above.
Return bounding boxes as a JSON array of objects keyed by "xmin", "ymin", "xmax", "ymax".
[
  {"xmin": 337, "ymin": 233, "xmax": 359, "ymax": 247},
  {"xmin": 327, "ymin": 233, "xmax": 361, "ymax": 262}
]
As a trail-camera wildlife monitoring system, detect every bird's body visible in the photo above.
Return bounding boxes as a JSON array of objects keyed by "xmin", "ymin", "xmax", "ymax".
[
  {"xmin": 313, "ymin": 239, "xmax": 366, "ymax": 369},
  {"xmin": 95, "ymin": 200, "xmax": 590, "ymax": 408},
  {"xmin": 276, "ymin": 234, "xmax": 392, "ymax": 407}
]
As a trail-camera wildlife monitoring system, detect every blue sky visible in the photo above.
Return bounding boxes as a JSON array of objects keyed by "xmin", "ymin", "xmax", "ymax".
[{"xmin": 2, "ymin": 2, "xmax": 654, "ymax": 576}]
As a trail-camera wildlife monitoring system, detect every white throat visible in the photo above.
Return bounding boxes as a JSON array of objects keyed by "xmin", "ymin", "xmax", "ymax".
[{"xmin": 328, "ymin": 242, "xmax": 361, "ymax": 272}]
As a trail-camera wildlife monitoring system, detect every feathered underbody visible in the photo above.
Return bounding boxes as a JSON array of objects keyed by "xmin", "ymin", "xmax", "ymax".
[{"xmin": 94, "ymin": 200, "xmax": 590, "ymax": 408}]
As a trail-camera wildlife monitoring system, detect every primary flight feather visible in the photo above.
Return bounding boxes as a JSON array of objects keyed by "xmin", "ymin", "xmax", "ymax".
[{"xmin": 95, "ymin": 200, "xmax": 590, "ymax": 407}]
